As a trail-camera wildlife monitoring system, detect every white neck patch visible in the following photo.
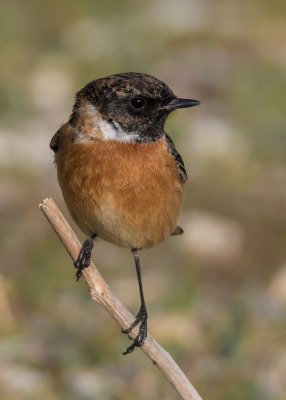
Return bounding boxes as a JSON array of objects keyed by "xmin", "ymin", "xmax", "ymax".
[
  {"xmin": 76, "ymin": 102, "xmax": 139, "ymax": 143},
  {"xmin": 100, "ymin": 119, "xmax": 139, "ymax": 142}
]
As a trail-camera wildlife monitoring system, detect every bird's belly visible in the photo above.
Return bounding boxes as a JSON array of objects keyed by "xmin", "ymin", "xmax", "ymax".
[
  {"xmin": 82, "ymin": 188, "xmax": 180, "ymax": 249},
  {"xmin": 56, "ymin": 138, "xmax": 183, "ymax": 249}
]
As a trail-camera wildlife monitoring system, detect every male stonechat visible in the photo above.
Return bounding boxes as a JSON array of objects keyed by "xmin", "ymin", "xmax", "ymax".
[{"xmin": 50, "ymin": 72, "xmax": 200, "ymax": 354}]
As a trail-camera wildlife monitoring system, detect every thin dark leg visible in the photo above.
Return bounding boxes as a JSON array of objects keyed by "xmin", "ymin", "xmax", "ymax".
[
  {"xmin": 74, "ymin": 234, "xmax": 97, "ymax": 281},
  {"xmin": 122, "ymin": 250, "xmax": 148, "ymax": 355}
]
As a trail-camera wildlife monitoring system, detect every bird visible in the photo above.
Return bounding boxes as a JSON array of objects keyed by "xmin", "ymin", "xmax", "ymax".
[{"xmin": 50, "ymin": 72, "xmax": 200, "ymax": 354}]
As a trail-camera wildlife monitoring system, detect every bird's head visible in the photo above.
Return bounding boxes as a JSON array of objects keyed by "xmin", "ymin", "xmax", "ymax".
[{"xmin": 71, "ymin": 72, "xmax": 200, "ymax": 143}]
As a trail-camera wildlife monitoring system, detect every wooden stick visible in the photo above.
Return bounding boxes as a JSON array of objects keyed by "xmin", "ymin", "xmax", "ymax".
[{"xmin": 39, "ymin": 197, "xmax": 203, "ymax": 400}]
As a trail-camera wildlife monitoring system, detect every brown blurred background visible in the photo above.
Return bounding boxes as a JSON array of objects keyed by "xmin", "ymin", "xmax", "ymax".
[{"xmin": 1, "ymin": 1, "xmax": 286, "ymax": 399}]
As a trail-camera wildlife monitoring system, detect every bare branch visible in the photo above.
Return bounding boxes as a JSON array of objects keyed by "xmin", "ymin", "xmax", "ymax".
[{"xmin": 39, "ymin": 197, "xmax": 203, "ymax": 400}]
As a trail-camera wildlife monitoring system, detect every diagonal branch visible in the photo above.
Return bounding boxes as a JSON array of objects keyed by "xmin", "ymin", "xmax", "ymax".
[{"xmin": 39, "ymin": 197, "xmax": 203, "ymax": 400}]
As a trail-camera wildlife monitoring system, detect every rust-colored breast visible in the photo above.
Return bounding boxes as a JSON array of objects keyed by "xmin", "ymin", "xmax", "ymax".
[{"xmin": 55, "ymin": 131, "xmax": 183, "ymax": 249}]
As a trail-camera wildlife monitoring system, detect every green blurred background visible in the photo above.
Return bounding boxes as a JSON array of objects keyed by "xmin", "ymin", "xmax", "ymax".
[{"xmin": 1, "ymin": 1, "xmax": 286, "ymax": 399}]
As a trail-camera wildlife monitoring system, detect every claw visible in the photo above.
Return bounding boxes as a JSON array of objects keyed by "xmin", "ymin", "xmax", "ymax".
[
  {"xmin": 74, "ymin": 238, "xmax": 94, "ymax": 280},
  {"xmin": 122, "ymin": 306, "xmax": 148, "ymax": 354}
]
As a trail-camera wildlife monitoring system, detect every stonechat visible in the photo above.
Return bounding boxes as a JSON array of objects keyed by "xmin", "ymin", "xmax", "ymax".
[{"xmin": 50, "ymin": 72, "xmax": 200, "ymax": 354}]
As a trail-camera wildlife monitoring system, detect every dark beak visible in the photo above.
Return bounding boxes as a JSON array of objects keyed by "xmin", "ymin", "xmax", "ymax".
[{"xmin": 164, "ymin": 97, "xmax": 201, "ymax": 111}]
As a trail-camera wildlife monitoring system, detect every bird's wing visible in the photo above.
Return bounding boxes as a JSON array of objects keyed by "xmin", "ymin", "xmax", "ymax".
[
  {"xmin": 165, "ymin": 134, "xmax": 188, "ymax": 184},
  {"xmin": 50, "ymin": 123, "xmax": 73, "ymax": 153},
  {"xmin": 50, "ymin": 128, "xmax": 62, "ymax": 153}
]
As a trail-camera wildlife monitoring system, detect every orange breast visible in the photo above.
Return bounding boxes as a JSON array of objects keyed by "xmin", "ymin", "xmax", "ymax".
[{"xmin": 55, "ymin": 135, "xmax": 183, "ymax": 249}]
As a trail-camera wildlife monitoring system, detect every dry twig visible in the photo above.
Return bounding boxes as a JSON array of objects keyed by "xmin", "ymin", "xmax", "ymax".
[{"xmin": 39, "ymin": 197, "xmax": 203, "ymax": 400}]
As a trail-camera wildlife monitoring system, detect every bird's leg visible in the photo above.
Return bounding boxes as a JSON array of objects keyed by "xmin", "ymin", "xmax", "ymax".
[
  {"xmin": 74, "ymin": 234, "xmax": 97, "ymax": 281},
  {"xmin": 122, "ymin": 249, "xmax": 148, "ymax": 355}
]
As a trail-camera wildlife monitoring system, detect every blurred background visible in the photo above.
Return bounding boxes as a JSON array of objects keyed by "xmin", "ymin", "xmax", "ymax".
[{"xmin": 1, "ymin": 1, "xmax": 286, "ymax": 399}]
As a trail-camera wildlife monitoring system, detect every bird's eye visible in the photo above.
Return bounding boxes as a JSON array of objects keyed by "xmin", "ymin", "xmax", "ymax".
[{"xmin": 130, "ymin": 97, "xmax": 147, "ymax": 111}]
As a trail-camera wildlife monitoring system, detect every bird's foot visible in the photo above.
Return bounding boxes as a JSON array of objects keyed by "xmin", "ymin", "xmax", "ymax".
[
  {"xmin": 74, "ymin": 238, "xmax": 94, "ymax": 281},
  {"xmin": 122, "ymin": 305, "xmax": 148, "ymax": 355}
]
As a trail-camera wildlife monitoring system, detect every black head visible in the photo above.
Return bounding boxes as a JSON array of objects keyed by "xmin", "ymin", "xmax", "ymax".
[{"xmin": 72, "ymin": 72, "xmax": 200, "ymax": 142}]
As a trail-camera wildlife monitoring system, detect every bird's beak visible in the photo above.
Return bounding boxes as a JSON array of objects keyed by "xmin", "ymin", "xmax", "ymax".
[{"xmin": 164, "ymin": 97, "xmax": 201, "ymax": 111}]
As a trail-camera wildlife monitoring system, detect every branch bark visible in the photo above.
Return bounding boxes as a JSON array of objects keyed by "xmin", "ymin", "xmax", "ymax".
[{"xmin": 39, "ymin": 197, "xmax": 203, "ymax": 400}]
